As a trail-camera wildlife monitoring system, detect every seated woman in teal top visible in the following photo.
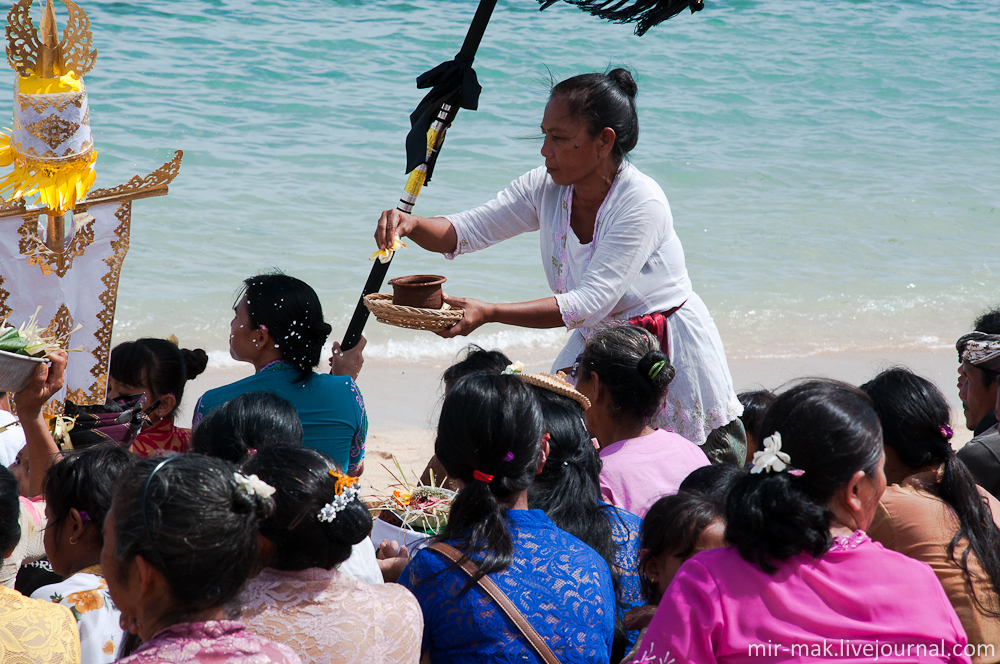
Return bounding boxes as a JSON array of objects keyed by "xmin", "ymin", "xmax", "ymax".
[{"xmin": 193, "ymin": 273, "xmax": 367, "ymax": 475}]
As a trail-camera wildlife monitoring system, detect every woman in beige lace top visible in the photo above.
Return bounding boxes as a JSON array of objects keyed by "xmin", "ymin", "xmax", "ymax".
[{"xmin": 239, "ymin": 446, "xmax": 422, "ymax": 664}]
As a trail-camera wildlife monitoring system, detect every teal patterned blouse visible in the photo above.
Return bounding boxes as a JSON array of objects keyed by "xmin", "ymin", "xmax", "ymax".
[{"xmin": 193, "ymin": 361, "xmax": 367, "ymax": 473}]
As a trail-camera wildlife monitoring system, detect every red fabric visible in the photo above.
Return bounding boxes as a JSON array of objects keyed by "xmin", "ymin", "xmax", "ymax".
[
  {"xmin": 628, "ymin": 300, "xmax": 687, "ymax": 358},
  {"xmin": 131, "ymin": 416, "xmax": 192, "ymax": 458}
]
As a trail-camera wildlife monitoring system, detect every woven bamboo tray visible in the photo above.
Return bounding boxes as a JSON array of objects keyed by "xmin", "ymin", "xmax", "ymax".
[{"xmin": 364, "ymin": 294, "xmax": 464, "ymax": 332}]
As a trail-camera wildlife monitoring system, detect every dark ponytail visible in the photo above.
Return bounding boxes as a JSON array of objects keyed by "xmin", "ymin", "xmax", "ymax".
[
  {"xmin": 435, "ymin": 373, "xmax": 545, "ymax": 587},
  {"xmin": 526, "ymin": 389, "xmax": 625, "ymax": 648},
  {"xmin": 725, "ymin": 380, "xmax": 883, "ymax": 573},
  {"xmin": 241, "ymin": 273, "xmax": 333, "ymax": 383},
  {"xmin": 580, "ymin": 325, "xmax": 673, "ymax": 421},
  {"xmin": 861, "ymin": 368, "xmax": 1000, "ymax": 616},
  {"xmin": 551, "ymin": 68, "xmax": 639, "ymax": 163},
  {"xmin": 243, "ymin": 446, "xmax": 371, "ymax": 570}
]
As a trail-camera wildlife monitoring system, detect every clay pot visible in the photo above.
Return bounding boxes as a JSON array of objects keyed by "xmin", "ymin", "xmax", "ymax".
[{"xmin": 389, "ymin": 275, "xmax": 447, "ymax": 309}]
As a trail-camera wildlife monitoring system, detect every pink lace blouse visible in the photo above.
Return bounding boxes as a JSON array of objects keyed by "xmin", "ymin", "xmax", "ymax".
[
  {"xmin": 117, "ymin": 620, "xmax": 301, "ymax": 664},
  {"xmin": 239, "ymin": 567, "xmax": 422, "ymax": 664}
]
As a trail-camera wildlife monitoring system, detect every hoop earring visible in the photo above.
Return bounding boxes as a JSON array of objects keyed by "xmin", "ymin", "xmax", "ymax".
[{"xmin": 69, "ymin": 535, "xmax": 79, "ymax": 545}]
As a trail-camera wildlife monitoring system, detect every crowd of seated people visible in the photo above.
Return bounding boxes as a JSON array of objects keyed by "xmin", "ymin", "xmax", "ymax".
[{"xmin": 1, "ymin": 275, "xmax": 999, "ymax": 664}]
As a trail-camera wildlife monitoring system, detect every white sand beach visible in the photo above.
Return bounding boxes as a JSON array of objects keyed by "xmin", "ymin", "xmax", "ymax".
[{"xmin": 174, "ymin": 334, "xmax": 974, "ymax": 497}]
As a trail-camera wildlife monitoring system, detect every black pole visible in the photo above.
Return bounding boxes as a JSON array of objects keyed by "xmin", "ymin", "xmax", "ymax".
[{"xmin": 339, "ymin": 0, "xmax": 498, "ymax": 352}]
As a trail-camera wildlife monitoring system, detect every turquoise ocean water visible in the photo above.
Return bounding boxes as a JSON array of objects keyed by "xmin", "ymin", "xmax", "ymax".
[{"xmin": 6, "ymin": 0, "xmax": 998, "ymax": 362}]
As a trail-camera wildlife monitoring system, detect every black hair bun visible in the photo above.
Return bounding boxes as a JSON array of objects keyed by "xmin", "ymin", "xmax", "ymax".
[
  {"xmin": 318, "ymin": 496, "xmax": 372, "ymax": 547},
  {"xmin": 608, "ymin": 68, "xmax": 638, "ymax": 100},
  {"xmin": 636, "ymin": 349, "xmax": 674, "ymax": 389},
  {"xmin": 182, "ymin": 348, "xmax": 209, "ymax": 381}
]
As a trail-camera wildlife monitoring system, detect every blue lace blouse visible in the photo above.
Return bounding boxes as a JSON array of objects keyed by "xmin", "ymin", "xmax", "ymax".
[
  {"xmin": 400, "ymin": 508, "xmax": 616, "ymax": 664},
  {"xmin": 602, "ymin": 502, "xmax": 644, "ymax": 648}
]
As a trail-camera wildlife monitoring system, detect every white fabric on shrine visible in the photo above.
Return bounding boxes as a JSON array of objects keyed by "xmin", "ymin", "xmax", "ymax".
[
  {"xmin": 13, "ymin": 79, "xmax": 92, "ymax": 159},
  {"xmin": 0, "ymin": 200, "xmax": 131, "ymax": 413},
  {"xmin": 444, "ymin": 163, "xmax": 741, "ymax": 444}
]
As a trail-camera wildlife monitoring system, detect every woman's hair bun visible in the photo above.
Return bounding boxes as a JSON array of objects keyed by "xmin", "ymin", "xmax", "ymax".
[
  {"xmin": 637, "ymin": 349, "xmax": 674, "ymax": 388},
  {"xmin": 231, "ymin": 481, "xmax": 276, "ymax": 521},
  {"xmin": 608, "ymin": 67, "xmax": 638, "ymax": 99},
  {"xmin": 318, "ymin": 495, "xmax": 371, "ymax": 548},
  {"xmin": 182, "ymin": 348, "xmax": 209, "ymax": 381}
]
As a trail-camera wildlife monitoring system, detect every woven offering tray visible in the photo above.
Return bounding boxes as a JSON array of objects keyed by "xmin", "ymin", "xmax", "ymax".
[{"xmin": 364, "ymin": 293, "xmax": 464, "ymax": 332}]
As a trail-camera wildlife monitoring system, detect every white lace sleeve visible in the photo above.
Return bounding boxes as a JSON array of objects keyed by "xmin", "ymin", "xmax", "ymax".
[{"xmin": 443, "ymin": 168, "xmax": 543, "ymax": 259}]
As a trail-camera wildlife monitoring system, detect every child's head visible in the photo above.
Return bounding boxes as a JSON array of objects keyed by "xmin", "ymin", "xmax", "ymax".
[
  {"xmin": 442, "ymin": 345, "xmax": 512, "ymax": 394},
  {"xmin": 190, "ymin": 391, "xmax": 303, "ymax": 463},
  {"xmin": 109, "ymin": 338, "xmax": 208, "ymax": 423},
  {"xmin": 737, "ymin": 389, "xmax": 777, "ymax": 464},
  {"xmin": 639, "ymin": 491, "xmax": 727, "ymax": 604},
  {"xmin": 43, "ymin": 443, "xmax": 136, "ymax": 576}
]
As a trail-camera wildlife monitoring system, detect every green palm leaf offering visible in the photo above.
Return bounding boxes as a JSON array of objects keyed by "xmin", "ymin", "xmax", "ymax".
[{"xmin": 0, "ymin": 307, "xmax": 81, "ymax": 357}]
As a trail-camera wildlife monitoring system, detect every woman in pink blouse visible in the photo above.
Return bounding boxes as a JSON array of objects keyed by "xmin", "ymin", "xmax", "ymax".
[
  {"xmin": 634, "ymin": 380, "xmax": 972, "ymax": 664},
  {"xmin": 576, "ymin": 325, "xmax": 709, "ymax": 517},
  {"xmin": 100, "ymin": 454, "xmax": 301, "ymax": 664}
]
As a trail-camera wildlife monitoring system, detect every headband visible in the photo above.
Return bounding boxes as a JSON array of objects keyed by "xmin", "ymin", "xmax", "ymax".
[{"xmin": 957, "ymin": 332, "xmax": 1000, "ymax": 372}]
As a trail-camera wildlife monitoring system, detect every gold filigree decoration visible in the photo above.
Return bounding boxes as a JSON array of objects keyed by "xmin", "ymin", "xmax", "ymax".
[
  {"xmin": 6, "ymin": 0, "xmax": 43, "ymax": 76},
  {"xmin": 58, "ymin": 0, "xmax": 95, "ymax": 76},
  {"xmin": 43, "ymin": 302, "xmax": 73, "ymax": 346},
  {"xmin": 17, "ymin": 211, "xmax": 95, "ymax": 277},
  {"xmin": 0, "ymin": 276, "xmax": 11, "ymax": 320},
  {"xmin": 87, "ymin": 150, "xmax": 183, "ymax": 200},
  {"xmin": 25, "ymin": 113, "xmax": 79, "ymax": 150},
  {"xmin": 6, "ymin": 0, "xmax": 96, "ymax": 77},
  {"xmin": 80, "ymin": 105, "xmax": 88, "ymax": 125},
  {"xmin": 0, "ymin": 198, "xmax": 27, "ymax": 215},
  {"xmin": 42, "ymin": 397, "xmax": 63, "ymax": 420},
  {"xmin": 16, "ymin": 90, "xmax": 85, "ymax": 115},
  {"xmin": 85, "ymin": 200, "xmax": 131, "ymax": 404}
]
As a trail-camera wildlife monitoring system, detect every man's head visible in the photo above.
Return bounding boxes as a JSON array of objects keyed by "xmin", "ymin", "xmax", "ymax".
[{"xmin": 957, "ymin": 307, "xmax": 1000, "ymax": 430}]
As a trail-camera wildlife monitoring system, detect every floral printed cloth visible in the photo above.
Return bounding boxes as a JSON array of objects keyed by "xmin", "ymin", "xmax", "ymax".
[
  {"xmin": 32, "ymin": 570, "xmax": 121, "ymax": 664},
  {"xmin": 118, "ymin": 620, "xmax": 301, "ymax": 664},
  {"xmin": 240, "ymin": 566, "xmax": 421, "ymax": 664},
  {"xmin": 130, "ymin": 416, "xmax": 192, "ymax": 458},
  {"xmin": 0, "ymin": 584, "xmax": 80, "ymax": 664}
]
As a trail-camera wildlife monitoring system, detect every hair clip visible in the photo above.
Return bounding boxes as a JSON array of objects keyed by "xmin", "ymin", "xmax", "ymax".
[
  {"xmin": 503, "ymin": 451, "xmax": 515, "ymax": 462},
  {"xmin": 750, "ymin": 432, "xmax": 803, "ymax": 476},
  {"xmin": 940, "ymin": 424, "xmax": 954, "ymax": 440},
  {"xmin": 78, "ymin": 510, "xmax": 90, "ymax": 523},
  {"xmin": 472, "ymin": 470, "xmax": 494, "ymax": 484},
  {"xmin": 318, "ymin": 469, "xmax": 361, "ymax": 522},
  {"xmin": 647, "ymin": 359, "xmax": 667, "ymax": 380},
  {"xmin": 502, "ymin": 361, "xmax": 524, "ymax": 375}
]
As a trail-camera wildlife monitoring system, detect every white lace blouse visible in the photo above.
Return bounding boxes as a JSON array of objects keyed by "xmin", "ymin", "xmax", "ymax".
[
  {"xmin": 239, "ymin": 567, "xmax": 422, "ymax": 664},
  {"xmin": 445, "ymin": 162, "xmax": 692, "ymax": 335}
]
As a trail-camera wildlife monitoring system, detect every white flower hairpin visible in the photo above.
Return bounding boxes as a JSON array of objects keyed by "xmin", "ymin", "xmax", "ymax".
[
  {"xmin": 750, "ymin": 432, "xmax": 804, "ymax": 476},
  {"xmin": 234, "ymin": 473, "xmax": 276, "ymax": 499},
  {"xmin": 318, "ymin": 469, "xmax": 362, "ymax": 523},
  {"xmin": 502, "ymin": 361, "xmax": 525, "ymax": 375}
]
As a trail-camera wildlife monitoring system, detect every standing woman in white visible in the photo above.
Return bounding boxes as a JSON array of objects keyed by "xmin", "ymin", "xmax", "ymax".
[{"xmin": 375, "ymin": 69, "xmax": 743, "ymax": 460}]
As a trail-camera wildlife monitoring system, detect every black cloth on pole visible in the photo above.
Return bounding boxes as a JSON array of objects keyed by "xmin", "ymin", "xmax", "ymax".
[
  {"xmin": 538, "ymin": 0, "xmax": 704, "ymax": 36},
  {"xmin": 405, "ymin": 56, "xmax": 481, "ymax": 174}
]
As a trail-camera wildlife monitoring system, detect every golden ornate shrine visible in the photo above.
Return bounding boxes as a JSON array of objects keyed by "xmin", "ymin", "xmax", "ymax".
[{"xmin": 0, "ymin": 0, "xmax": 183, "ymax": 417}]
